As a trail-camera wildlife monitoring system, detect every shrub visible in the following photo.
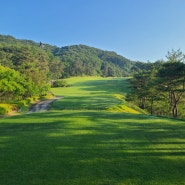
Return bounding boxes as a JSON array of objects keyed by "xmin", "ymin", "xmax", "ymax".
[
  {"xmin": 52, "ymin": 80, "xmax": 67, "ymax": 87},
  {"xmin": 0, "ymin": 104, "xmax": 11, "ymax": 115}
]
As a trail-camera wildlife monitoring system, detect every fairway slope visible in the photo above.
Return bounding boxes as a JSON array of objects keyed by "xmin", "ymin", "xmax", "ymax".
[{"xmin": 51, "ymin": 77, "xmax": 142, "ymax": 114}]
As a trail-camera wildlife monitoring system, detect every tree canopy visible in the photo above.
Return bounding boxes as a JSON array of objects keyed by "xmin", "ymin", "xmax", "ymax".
[
  {"xmin": 127, "ymin": 49, "xmax": 185, "ymax": 118},
  {"xmin": 0, "ymin": 66, "xmax": 35, "ymax": 102},
  {"xmin": 0, "ymin": 34, "xmax": 152, "ymax": 79}
]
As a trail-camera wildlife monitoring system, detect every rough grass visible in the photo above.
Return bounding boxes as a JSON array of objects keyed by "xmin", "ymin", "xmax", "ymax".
[{"xmin": 0, "ymin": 77, "xmax": 185, "ymax": 185}]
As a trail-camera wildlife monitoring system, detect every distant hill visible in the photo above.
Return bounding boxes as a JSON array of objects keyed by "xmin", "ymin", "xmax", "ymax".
[
  {"xmin": 0, "ymin": 34, "xmax": 153, "ymax": 78},
  {"xmin": 52, "ymin": 44, "xmax": 136, "ymax": 77}
]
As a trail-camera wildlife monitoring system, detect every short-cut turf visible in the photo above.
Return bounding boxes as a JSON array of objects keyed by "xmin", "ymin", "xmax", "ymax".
[{"xmin": 0, "ymin": 77, "xmax": 185, "ymax": 185}]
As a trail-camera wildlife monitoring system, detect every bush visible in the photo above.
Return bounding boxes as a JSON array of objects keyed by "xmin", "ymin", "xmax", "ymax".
[
  {"xmin": 0, "ymin": 104, "xmax": 11, "ymax": 115},
  {"xmin": 16, "ymin": 100, "xmax": 27, "ymax": 107},
  {"xmin": 52, "ymin": 80, "xmax": 67, "ymax": 87}
]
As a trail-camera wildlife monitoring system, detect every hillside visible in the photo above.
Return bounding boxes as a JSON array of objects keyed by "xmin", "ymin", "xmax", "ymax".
[
  {"xmin": 0, "ymin": 34, "xmax": 151, "ymax": 79},
  {"xmin": 52, "ymin": 44, "xmax": 135, "ymax": 77}
]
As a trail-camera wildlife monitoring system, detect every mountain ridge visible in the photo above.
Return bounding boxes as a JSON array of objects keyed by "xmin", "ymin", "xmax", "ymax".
[{"xmin": 0, "ymin": 34, "xmax": 151, "ymax": 78}]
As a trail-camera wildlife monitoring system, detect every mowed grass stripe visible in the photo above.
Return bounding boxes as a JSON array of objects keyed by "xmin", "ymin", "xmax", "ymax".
[
  {"xmin": 51, "ymin": 77, "xmax": 130, "ymax": 111},
  {"xmin": 0, "ymin": 77, "xmax": 185, "ymax": 185}
]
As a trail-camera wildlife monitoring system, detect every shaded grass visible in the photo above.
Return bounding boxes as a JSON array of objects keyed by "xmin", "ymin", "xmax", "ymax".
[{"xmin": 0, "ymin": 111, "xmax": 185, "ymax": 185}]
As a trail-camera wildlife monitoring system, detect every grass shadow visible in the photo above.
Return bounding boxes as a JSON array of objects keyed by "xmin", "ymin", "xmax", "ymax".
[
  {"xmin": 0, "ymin": 111, "xmax": 185, "ymax": 185},
  {"xmin": 73, "ymin": 77, "xmax": 131, "ymax": 95}
]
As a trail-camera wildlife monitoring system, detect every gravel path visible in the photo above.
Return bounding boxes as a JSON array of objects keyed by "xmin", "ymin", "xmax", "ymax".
[{"xmin": 28, "ymin": 97, "xmax": 62, "ymax": 113}]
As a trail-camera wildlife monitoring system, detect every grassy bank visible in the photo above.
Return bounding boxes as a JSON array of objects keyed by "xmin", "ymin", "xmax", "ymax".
[{"xmin": 0, "ymin": 77, "xmax": 185, "ymax": 185}]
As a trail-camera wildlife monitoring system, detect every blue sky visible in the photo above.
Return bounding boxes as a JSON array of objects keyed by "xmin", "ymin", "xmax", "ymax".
[{"xmin": 1, "ymin": 0, "xmax": 185, "ymax": 62}]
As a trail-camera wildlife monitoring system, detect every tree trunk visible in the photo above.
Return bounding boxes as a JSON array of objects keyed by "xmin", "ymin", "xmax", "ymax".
[
  {"xmin": 150, "ymin": 99, "xmax": 154, "ymax": 115},
  {"xmin": 169, "ymin": 90, "xmax": 173, "ymax": 112},
  {"xmin": 172, "ymin": 104, "xmax": 178, "ymax": 117},
  {"xmin": 171, "ymin": 91, "xmax": 182, "ymax": 118},
  {"xmin": 139, "ymin": 97, "xmax": 146, "ymax": 109}
]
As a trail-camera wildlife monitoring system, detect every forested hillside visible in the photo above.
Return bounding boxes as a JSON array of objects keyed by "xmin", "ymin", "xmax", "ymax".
[
  {"xmin": 53, "ymin": 44, "xmax": 134, "ymax": 77},
  {"xmin": 0, "ymin": 34, "xmax": 152, "ymax": 79}
]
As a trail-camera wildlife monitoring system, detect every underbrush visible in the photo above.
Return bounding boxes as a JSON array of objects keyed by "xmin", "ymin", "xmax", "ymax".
[{"xmin": 0, "ymin": 104, "xmax": 11, "ymax": 115}]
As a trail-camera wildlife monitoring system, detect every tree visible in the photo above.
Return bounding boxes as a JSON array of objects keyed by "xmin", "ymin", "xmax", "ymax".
[
  {"xmin": 49, "ymin": 57, "xmax": 63, "ymax": 80},
  {"xmin": 0, "ymin": 66, "xmax": 34, "ymax": 102},
  {"xmin": 127, "ymin": 65, "xmax": 166, "ymax": 115},
  {"xmin": 157, "ymin": 50, "xmax": 185, "ymax": 117},
  {"xmin": 129, "ymin": 68, "xmax": 159, "ymax": 108}
]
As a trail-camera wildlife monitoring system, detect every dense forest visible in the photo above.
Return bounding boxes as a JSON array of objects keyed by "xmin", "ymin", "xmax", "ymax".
[{"xmin": 0, "ymin": 35, "xmax": 151, "ymax": 79}]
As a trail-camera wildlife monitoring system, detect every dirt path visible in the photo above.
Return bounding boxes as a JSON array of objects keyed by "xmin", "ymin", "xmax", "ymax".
[{"xmin": 28, "ymin": 97, "xmax": 62, "ymax": 113}]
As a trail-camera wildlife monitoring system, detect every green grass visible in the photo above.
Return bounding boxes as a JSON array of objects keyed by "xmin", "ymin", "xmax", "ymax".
[
  {"xmin": 0, "ymin": 77, "xmax": 185, "ymax": 185},
  {"xmin": 51, "ymin": 77, "xmax": 139, "ymax": 113}
]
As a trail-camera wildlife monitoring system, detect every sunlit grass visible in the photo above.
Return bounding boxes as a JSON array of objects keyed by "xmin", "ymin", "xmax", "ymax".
[{"xmin": 51, "ymin": 77, "xmax": 139, "ymax": 113}]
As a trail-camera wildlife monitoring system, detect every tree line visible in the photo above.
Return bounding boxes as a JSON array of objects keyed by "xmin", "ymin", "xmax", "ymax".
[
  {"xmin": 127, "ymin": 49, "xmax": 185, "ymax": 118},
  {"xmin": 0, "ymin": 44, "xmax": 51, "ymax": 102}
]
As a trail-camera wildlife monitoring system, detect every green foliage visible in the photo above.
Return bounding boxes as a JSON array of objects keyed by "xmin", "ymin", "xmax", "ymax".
[
  {"xmin": 0, "ymin": 35, "xmax": 52, "ymax": 104},
  {"xmin": 156, "ymin": 50, "xmax": 185, "ymax": 117},
  {"xmin": 0, "ymin": 44, "xmax": 50, "ymax": 92},
  {"xmin": 53, "ymin": 45, "xmax": 135, "ymax": 77},
  {"xmin": 0, "ymin": 34, "xmax": 155, "ymax": 82},
  {"xmin": 0, "ymin": 66, "xmax": 32, "ymax": 102},
  {"xmin": 0, "ymin": 34, "xmax": 156, "ymax": 81},
  {"xmin": 52, "ymin": 80, "xmax": 67, "ymax": 87},
  {"xmin": 48, "ymin": 57, "xmax": 63, "ymax": 79},
  {"xmin": 0, "ymin": 104, "xmax": 11, "ymax": 115},
  {"xmin": 128, "ymin": 50, "xmax": 185, "ymax": 118}
]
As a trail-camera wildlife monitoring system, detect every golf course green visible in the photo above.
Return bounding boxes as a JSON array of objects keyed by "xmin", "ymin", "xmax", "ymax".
[{"xmin": 0, "ymin": 77, "xmax": 185, "ymax": 185}]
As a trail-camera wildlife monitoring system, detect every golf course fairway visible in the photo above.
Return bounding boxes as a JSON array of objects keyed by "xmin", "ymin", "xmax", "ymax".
[{"xmin": 0, "ymin": 77, "xmax": 185, "ymax": 185}]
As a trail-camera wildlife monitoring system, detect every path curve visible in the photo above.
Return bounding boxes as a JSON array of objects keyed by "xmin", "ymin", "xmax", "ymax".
[{"xmin": 28, "ymin": 96, "xmax": 62, "ymax": 113}]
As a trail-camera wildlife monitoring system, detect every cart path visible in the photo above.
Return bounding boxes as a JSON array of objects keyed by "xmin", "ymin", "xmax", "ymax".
[{"xmin": 28, "ymin": 96, "xmax": 63, "ymax": 113}]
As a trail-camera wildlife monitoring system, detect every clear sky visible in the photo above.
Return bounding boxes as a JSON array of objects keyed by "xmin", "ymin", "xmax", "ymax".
[{"xmin": 1, "ymin": 0, "xmax": 185, "ymax": 62}]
